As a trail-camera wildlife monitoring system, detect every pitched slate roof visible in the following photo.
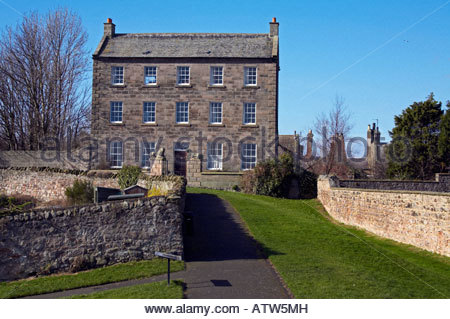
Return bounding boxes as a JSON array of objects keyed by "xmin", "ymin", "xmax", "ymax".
[{"xmin": 95, "ymin": 33, "xmax": 276, "ymax": 59}]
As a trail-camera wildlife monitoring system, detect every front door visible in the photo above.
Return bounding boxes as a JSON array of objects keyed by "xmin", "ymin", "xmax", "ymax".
[{"xmin": 174, "ymin": 151, "xmax": 187, "ymax": 176}]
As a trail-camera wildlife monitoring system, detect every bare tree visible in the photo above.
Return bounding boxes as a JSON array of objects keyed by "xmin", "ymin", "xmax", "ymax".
[
  {"xmin": 313, "ymin": 95, "xmax": 354, "ymax": 174},
  {"xmin": 0, "ymin": 8, "xmax": 90, "ymax": 151}
]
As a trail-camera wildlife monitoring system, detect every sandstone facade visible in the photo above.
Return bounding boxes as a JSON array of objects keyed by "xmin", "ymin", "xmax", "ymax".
[{"xmin": 90, "ymin": 19, "xmax": 279, "ymax": 179}]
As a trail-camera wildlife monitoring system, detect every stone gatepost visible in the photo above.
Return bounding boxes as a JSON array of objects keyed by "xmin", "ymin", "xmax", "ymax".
[
  {"xmin": 186, "ymin": 153, "xmax": 202, "ymax": 187},
  {"xmin": 150, "ymin": 148, "xmax": 168, "ymax": 176}
]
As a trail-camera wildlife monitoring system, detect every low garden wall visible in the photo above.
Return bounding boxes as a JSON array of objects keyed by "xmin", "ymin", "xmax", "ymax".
[
  {"xmin": 317, "ymin": 176, "xmax": 449, "ymax": 256},
  {"xmin": 0, "ymin": 178, "xmax": 186, "ymax": 281},
  {"xmin": 0, "ymin": 168, "xmax": 119, "ymax": 203},
  {"xmin": 0, "ymin": 168, "xmax": 180, "ymax": 204},
  {"xmin": 186, "ymin": 157, "xmax": 242, "ymax": 190}
]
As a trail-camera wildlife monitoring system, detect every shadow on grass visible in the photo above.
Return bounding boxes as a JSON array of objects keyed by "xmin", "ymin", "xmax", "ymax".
[{"xmin": 184, "ymin": 193, "xmax": 283, "ymax": 262}]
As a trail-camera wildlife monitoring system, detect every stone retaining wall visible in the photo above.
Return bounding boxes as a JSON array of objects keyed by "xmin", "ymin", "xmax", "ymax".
[
  {"xmin": 0, "ymin": 168, "xmax": 186, "ymax": 205},
  {"xmin": 317, "ymin": 176, "xmax": 449, "ymax": 256},
  {"xmin": 0, "ymin": 193, "xmax": 185, "ymax": 282},
  {"xmin": 0, "ymin": 168, "xmax": 119, "ymax": 203}
]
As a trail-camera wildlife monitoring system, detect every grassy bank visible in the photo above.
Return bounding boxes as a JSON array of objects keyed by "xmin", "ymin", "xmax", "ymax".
[
  {"xmin": 188, "ymin": 188, "xmax": 450, "ymax": 298},
  {"xmin": 0, "ymin": 259, "xmax": 184, "ymax": 299},
  {"xmin": 67, "ymin": 281, "xmax": 184, "ymax": 299}
]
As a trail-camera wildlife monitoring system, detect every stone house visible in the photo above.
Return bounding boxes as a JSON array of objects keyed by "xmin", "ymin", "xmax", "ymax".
[{"xmin": 91, "ymin": 18, "xmax": 279, "ymax": 187}]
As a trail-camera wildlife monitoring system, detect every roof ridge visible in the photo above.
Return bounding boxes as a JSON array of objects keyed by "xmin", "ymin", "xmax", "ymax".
[{"xmin": 115, "ymin": 33, "xmax": 269, "ymax": 37}]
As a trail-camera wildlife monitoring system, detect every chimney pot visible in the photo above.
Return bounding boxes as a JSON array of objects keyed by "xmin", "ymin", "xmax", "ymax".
[
  {"xmin": 104, "ymin": 18, "xmax": 116, "ymax": 37},
  {"xmin": 269, "ymin": 18, "xmax": 279, "ymax": 37}
]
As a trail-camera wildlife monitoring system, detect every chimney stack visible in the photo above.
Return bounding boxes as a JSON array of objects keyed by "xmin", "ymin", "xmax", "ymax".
[
  {"xmin": 374, "ymin": 126, "xmax": 381, "ymax": 144},
  {"xmin": 270, "ymin": 17, "xmax": 279, "ymax": 37},
  {"xmin": 306, "ymin": 129, "xmax": 314, "ymax": 158},
  {"xmin": 104, "ymin": 18, "xmax": 115, "ymax": 37}
]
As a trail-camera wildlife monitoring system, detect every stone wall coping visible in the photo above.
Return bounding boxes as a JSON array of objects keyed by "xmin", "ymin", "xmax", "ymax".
[
  {"xmin": 341, "ymin": 172, "xmax": 449, "ymax": 183},
  {"xmin": 0, "ymin": 195, "xmax": 170, "ymax": 219},
  {"xmin": 341, "ymin": 179, "xmax": 439, "ymax": 184},
  {"xmin": 329, "ymin": 186, "xmax": 450, "ymax": 197},
  {"xmin": 0, "ymin": 168, "xmax": 187, "ymax": 182},
  {"xmin": 1, "ymin": 166, "xmax": 89, "ymax": 174},
  {"xmin": 0, "ymin": 167, "xmax": 121, "ymax": 179}
]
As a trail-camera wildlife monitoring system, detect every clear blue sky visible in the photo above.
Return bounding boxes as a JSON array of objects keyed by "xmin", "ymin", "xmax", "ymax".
[{"xmin": 1, "ymin": 0, "xmax": 449, "ymax": 141}]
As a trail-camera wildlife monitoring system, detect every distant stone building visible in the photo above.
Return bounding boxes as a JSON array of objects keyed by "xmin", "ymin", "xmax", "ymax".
[
  {"xmin": 91, "ymin": 18, "xmax": 280, "ymax": 187},
  {"xmin": 366, "ymin": 123, "xmax": 387, "ymax": 174},
  {"xmin": 278, "ymin": 132, "xmax": 302, "ymax": 162},
  {"xmin": 300, "ymin": 123, "xmax": 388, "ymax": 179},
  {"xmin": 347, "ymin": 123, "xmax": 388, "ymax": 178}
]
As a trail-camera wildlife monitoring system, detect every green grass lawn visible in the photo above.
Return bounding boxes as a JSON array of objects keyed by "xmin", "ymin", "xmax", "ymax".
[
  {"xmin": 189, "ymin": 188, "xmax": 450, "ymax": 298},
  {"xmin": 67, "ymin": 281, "xmax": 184, "ymax": 299},
  {"xmin": 0, "ymin": 259, "xmax": 184, "ymax": 299}
]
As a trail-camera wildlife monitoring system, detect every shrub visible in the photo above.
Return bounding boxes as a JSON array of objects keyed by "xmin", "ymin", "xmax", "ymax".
[
  {"xmin": 241, "ymin": 153, "xmax": 319, "ymax": 199},
  {"xmin": 117, "ymin": 165, "xmax": 141, "ymax": 189},
  {"xmin": 231, "ymin": 185, "xmax": 240, "ymax": 192},
  {"xmin": 65, "ymin": 179, "xmax": 94, "ymax": 205},
  {"xmin": 0, "ymin": 194, "xmax": 8, "ymax": 209},
  {"xmin": 297, "ymin": 169, "xmax": 318, "ymax": 199},
  {"xmin": 241, "ymin": 153, "xmax": 295, "ymax": 198},
  {"xmin": 0, "ymin": 194, "xmax": 35, "ymax": 213}
]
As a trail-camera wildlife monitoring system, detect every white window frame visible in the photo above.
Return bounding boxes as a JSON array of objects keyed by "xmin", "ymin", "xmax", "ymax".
[
  {"xmin": 141, "ymin": 141, "xmax": 156, "ymax": 168},
  {"xmin": 110, "ymin": 101, "xmax": 123, "ymax": 123},
  {"xmin": 176, "ymin": 102, "xmax": 189, "ymax": 123},
  {"xmin": 177, "ymin": 66, "xmax": 190, "ymax": 85},
  {"xmin": 209, "ymin": 102, "xmax": 223, "ymax": 124},
  {"xmin": 109, "ymin": 141, "xmax": 123, "ymax": 168},
  {"xmin": 244, "ymin": 66, "xmax": 257, "ymax": 86},
  {"xmin": 207, "ymin": 142, "xmax": 223, "ymax": 170},
  {"xmin": 144, "ymin": 66, "xmax": 157, "ymax": 85},
  {"xmin": 210, "ymin": 66, "xmax": 223, "ymax": 85},
  {"xmin": 241, "ymin": 143, "xmax": 257, "ymax": 170},
  {"xmin": 143, "ymin": 102, "xmax": 156, "ymax": 123},
  {"xmin": 111, "ymin": 66, "xmax": 124, "ymax": 85},
  {"xmin": 243, "ymin": 102, "xmax": 256, "ymax": 125}
]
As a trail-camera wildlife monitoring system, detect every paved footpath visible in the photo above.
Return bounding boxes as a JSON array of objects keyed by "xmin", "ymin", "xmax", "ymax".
[
  {"xmin": 23, "ymin": 193, "xmax": 290, "ymax": 299},
  {"xmin": 182, "ymin": 193, "xmax": 290, "ymax": 298}
]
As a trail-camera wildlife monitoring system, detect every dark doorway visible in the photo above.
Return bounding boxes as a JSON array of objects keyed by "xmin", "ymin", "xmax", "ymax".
[{"xmin": 174, "ymin": 151, "xmax": 187, "ymax": 176}]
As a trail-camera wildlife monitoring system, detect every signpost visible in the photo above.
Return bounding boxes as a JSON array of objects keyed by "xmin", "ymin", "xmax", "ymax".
[{"xmin": 155, "ymin": 252, "xmax": 183, "ymax": 286}]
